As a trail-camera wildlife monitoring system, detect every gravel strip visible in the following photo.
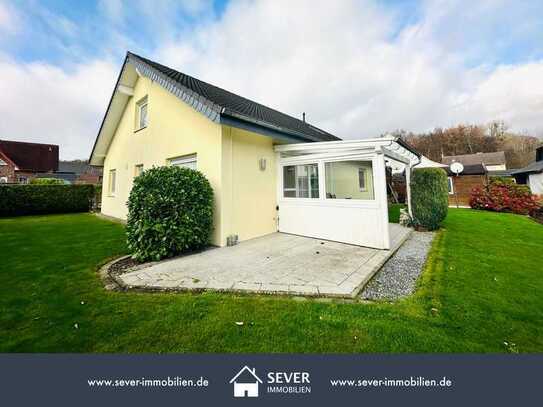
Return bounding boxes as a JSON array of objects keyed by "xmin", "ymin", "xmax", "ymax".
[{"xmin": 361, "ymin": 231, "xmax": 435, "ymax": 301}]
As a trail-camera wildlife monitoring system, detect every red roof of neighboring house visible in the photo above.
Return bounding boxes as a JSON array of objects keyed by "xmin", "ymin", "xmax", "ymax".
[{"xmin": 0, "ymin": 139, "xmax": 59, "ymax": 172}]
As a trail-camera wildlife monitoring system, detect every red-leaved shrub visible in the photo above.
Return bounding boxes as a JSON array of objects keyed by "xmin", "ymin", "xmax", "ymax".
[{"xmin": 470, "ymin": 178, "xmax": 541, "ymax": 215}]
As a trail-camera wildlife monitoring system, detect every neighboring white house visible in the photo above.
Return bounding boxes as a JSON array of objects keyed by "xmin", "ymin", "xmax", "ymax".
[
  {"xmin": 512, "ymin": 146, "xmax": 543, "ymax": 195},
  {"xmin": 529, "ymin": 172, "xmax": 543, "ymax": 195},
  {"xmin": 230, "ymin": 366, "xmax": 262, "ymax": 398}
]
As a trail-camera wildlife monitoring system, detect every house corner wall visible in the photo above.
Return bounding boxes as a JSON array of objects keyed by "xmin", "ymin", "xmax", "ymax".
[
  {"xmin": 220, "ymin": 125, "xmax": 278, "ymax": 245},
  {"xmin": 100, "ymin": 74, "xmax": 224, "ymax": 246}
]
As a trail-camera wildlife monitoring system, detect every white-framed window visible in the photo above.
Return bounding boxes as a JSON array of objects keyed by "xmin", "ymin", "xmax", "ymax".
[
  {"xmin": 0, "ymin": 177, "xmax": 7, "ymax": 183},
  {"xmin": 18, "ymin": 176, "xmax": 28, "ymax": 184},
  {"xmin": 447, "ymin": 177, "xmax": 454, "ymax": 194},
  {"xmin": 358, "ymin": 167, "xmax": 367, "ymax": 191},
  {"xmin": 134, "ymin": 164, "xmax": 144, "ymax": 177},
  {"xmin": 108, "ymin": 169, "xmax": 116, "ymax": 196},
  {"xmin": 282, "ymin": 164, "xmax": 319, "ymax": 198},
  {"xmin": 136, "ymin": 96, "xmax": 148, "ymax": 130},
  {"xmin": 325, "ymin": 160, "xmax": 374, "ymax": 200},
  {"xmin": 169, "ymin": 154, "xmax": 197, "ymax": 170}
]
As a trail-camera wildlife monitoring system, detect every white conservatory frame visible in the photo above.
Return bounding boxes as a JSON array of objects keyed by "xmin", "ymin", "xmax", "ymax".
[{"xmin": 274, "ymin": 136, "xmax": 420, "ymax": 250}]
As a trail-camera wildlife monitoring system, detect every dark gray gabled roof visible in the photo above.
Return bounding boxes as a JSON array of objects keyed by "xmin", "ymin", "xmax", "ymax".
[
  {"xmin": 128, "ymin": 52, "xmax": 340, "ymax": 143},
  {"xmin": 511, "ymin": 160, "xmax": 543, "ymax": 175},
  {"xmin": 442, "ymin": 151, "xmax": 506, "ymax": 166},
  {"xmin": 488, "ymin": 169, "xmax": 515, "ymax": 177}
]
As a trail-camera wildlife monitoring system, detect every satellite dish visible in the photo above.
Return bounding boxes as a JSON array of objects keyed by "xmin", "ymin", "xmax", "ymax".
[{"xmin": 450, "ymin": 162, "xmax": 464, "ymax": 175}]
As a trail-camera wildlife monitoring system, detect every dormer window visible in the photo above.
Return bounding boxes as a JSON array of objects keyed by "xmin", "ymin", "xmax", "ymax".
[{"xmin": 136, "ymin": 96, "xmax": 148, "ymax": 130}]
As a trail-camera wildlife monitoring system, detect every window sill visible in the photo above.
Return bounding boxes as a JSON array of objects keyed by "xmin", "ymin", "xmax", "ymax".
[{"xmin": 134, "ymin": 126, "xmax": 148, "ymax": 134}]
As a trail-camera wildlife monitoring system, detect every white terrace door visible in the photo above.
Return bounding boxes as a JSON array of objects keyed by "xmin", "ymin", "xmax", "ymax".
[{"xmin": 276, "ymin": 153, "xmax": 391, "ymax": 249}]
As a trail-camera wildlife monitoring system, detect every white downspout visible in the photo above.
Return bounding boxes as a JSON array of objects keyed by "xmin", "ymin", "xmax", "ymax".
[
  {"xmin": 405, "ymin": 164, "xmax": 413, "ymax": 217},
  {"xmin": 375, "ymin": 146, "xmax": 390, "ymax": 250}
]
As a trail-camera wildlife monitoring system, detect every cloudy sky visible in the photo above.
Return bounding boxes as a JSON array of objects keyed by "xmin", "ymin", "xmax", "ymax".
[{"xmin": 1, "ymin": 0, "xmax": 542, "ymax": 159}]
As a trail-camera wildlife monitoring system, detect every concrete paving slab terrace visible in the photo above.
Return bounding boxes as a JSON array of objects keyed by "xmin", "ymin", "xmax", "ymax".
[{"xmin": 118, "ymin": 224, "xmax": 412, "ymax": 298}]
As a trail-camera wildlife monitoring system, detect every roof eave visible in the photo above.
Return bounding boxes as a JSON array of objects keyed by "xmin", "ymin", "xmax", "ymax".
[
  {"xmin": 220, "ymin": 111, "xmax": 337, "ymax": 143},
  {"xmin": 394, "ymin": 137, "xmax": 421, "ymax": 158}
]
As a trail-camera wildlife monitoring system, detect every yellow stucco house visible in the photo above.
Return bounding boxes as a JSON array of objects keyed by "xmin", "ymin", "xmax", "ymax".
[
  {"xmin": 90, "ymin": 52, "xmax": 420, "ymax": 250},
  {"xmin": 89, "ymin": 52, "xmax": 340, "ymax": 247}
]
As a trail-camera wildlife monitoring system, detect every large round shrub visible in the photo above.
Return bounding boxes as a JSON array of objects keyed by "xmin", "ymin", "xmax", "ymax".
[
  {"xmin": 470, "ymin": 178, "xmax": 540, "ymax": 215},
  {"xmin": 410, "ymin": 168, "xmax": 448, "ymax": 231},
  {"xmin": 126, "ymin": 166, "xmax": 214, "ymax": 262}
]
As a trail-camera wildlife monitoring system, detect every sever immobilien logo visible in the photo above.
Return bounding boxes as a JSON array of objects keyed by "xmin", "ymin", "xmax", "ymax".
[
  {"xmin": 229, "ymin": 366, "xmax": 263, "ymax": 398},
  {"xmin": 229, "ymin": 365, "xmax": 312, "ymax": 398}
]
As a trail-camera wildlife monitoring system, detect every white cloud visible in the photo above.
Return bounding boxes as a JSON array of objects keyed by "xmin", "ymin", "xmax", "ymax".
[
  {"xmin": 0, "ymin": 55, "xmax": 117, "ymax": 159},
  {"xmin": 98, "ymin": 0, "xmax": 125, "ymax": 24},
  {"xmin": 0, "ymin": 1, "xmax": 20, "ymax": 35},
  {"xmin": 2, "ymin": 0, "xmax": 543, "ymax": 160},
  {"xmin": 155, "ymin": 0, "xmax": 543, "ymax": 138}
]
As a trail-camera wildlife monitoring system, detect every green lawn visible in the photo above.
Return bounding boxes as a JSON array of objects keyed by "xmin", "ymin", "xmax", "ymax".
[{"xmin": 1, "ymin": 210, "xmax": 542, "ymax": 352}]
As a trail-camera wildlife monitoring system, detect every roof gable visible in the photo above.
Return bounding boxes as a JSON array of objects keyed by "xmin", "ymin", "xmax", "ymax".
[
  {"xmin": 90, "ymin": 52, "xmax": 340, "ymax": 165},
  {"xmin": 0, "ymin": 140, "xmax": 58, "ymax": 172}
]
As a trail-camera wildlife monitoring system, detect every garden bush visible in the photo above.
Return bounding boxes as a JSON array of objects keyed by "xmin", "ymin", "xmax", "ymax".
[
  {"xmin": 126, "ymin": 166, "xmax": 214, "ymax": 262},
  {"xmin": 470, "ymin": 178, "xmax": 540, "ymax": 215},
  {"xmin": 0, "ymin": 184, "xmax": 95, "ymax": 216},
  {"xmin": 410, "ymin": 168, "xmax": 448, "ymax": 230}
]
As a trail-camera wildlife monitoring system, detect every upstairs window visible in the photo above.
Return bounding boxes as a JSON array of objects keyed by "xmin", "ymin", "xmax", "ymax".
[{"xmin": 136, "ymin": 96, "xmax": 148, "ymax": 130}]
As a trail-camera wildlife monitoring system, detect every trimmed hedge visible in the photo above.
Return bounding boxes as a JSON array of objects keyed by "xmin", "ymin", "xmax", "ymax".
[
  {"xmin": 126, "ymin": 166, "xmax": 214, "ymax": 262},
  {"xmin": 0, "ymin": 184, "xmax": 95, "ymax": 216},
  {"xmin": 30, "ymin": 178, "xmax": 65, "ymax": 185},
  {"xmin": 411, "ymin": 168, "xmax": 448, "ymax": 231}
]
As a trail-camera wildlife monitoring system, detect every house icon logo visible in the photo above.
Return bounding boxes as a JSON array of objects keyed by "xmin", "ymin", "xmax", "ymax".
[{"xmin": 229, "ymin": 366, "xmax": 263, "ymax": 398}]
